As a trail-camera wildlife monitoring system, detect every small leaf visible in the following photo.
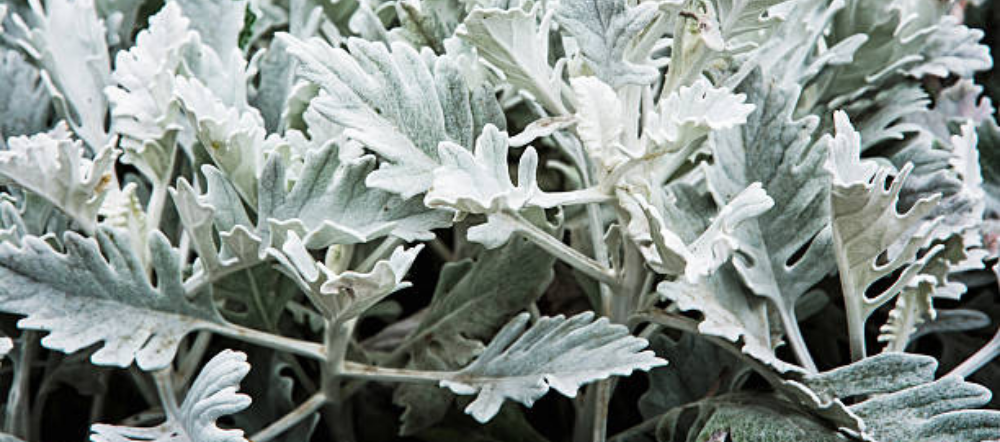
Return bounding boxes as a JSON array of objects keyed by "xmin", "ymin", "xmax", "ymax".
[
  {"xmin": 106, "ymin": 2, "xmax": 193, "ymax": 184},
  {"xmin": 570, "ymin": 76, "xmax": 626, "ymax": 171},
  {"xmin": 0, "ymin": 123, "xmax": 117, "ymax": 234},
  {"xmin": 394, "ymin": 236, "xmax": 555, "ymax": 434},
  {"xmin": 441, "ymin": 312, "xmax": 665, "ymax": 423},
  {"xmin": 318, "ymin": 243, "xmax": 423, "ymax": 322},
  {"xmin": 175, "ymin": 76, "xmax": 279, "ymax": 207},
  {"xmin": 91, "ymin": 350, "xmax": 252, "ymax": 442},
  {"xmin": 626, "ymin": 182, "xmax": 774, "ymax": 282},
  {"xmin": 647, "ymin": 78, "xmax": 755, "ymax": 152},
  {"xmin": 11, "ymin": 0, "xmax": 111, "ymax": 148},
  {"xmin": 425, "ymin": 124, "xmax": 541, "ymax": 215},
  {"xmin": 458, "ymin": 5, "xmax": 568, "ymax": 115}
]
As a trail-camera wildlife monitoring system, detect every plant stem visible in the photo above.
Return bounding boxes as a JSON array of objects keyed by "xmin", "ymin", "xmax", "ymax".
[
  {"xmin": 251, "ymin": 392, "xmax": 328, "ymax": 442},
  {"xmin": 176, "ymin": 331, "xmax": 212, "ymax": 388},
  {"xmin": 145, "ymin": 144, "xmax": 179, "ymax": 233},
  {"xmin": 206, "ymin": 323, "xmax": 326, "ymax": 361},
  {"xmin": 830, "ymin": 214, "xmax": 868, "ymax": 362},
  {"xmin": 340, "ymin": 361, "xmax": 452, "ymax": 384},
  {"xmin": 777, "ymin": 307, "xmax": 817, "ymax": 373},
  {"xmin": 153, "ymin": 368, "xmax": 180, "ymax": 418},
  {"xmin": 321, "ymin": 318, "xmax": 358, "ymax": 442},
  {"xmin": 183, "ymin": 256, "xmax": 262, "ymax": 294},
  {"xmin": 948, "ymin": 325, "xmax": 1000, "ymax": 379},
  {"xmin": 5, "ymin": 331, "xmax": 36, "ymax": 438},
  {"xmin": 500, "ymin": 211, "xmax": 618, "ymax": 288}
]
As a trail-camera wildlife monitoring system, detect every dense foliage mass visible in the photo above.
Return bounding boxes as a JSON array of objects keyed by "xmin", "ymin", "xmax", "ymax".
[{"xmin": 0, "ymin": 0, "xmax": 999, "ymax": 441}]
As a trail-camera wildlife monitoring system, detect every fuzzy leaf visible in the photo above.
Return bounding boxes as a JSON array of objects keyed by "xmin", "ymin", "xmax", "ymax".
[
  {"xmin": 712, "ymin": 0, "xmax": 792, "ymax": 44},
  {"xmin": 556, "ymin": 0, "xmax": 661, "ymax": 88},
  {"xmin": 11, "ymin": 0, "xmax": 111, "ymax": 149},
  {"xmin": 175, "ymin": 76, "xmax": 280, "ymax": 208},
  {"xmin": 426, "ymin": 124, "xmax": 539, "ymax": 214},
  {"xmin": 458, "ymin": 5, "xmax": 567, "ymax": 115},
  {"xmin": 801, "ymin": 352, "xmax": 1000, "ymax": 442},
  {"xmin": 0, "ymin": 50, "xmax": 51, "ymax": 140},
  {"xmin": 440, "ymin": 312, "xmax": 665, "ymax": 423},
  {"xmin": 90, "ymin": 350, "xmax": 252, "ymax": 442},
  {"xmin": 273, "ymin": 229, "xmax": 423, "ymax": 321},
  {"xmin": 394, "ymin": 237, "xmax": 555, "ymax": 434},
  {"xmin": 626, "ymin": 182, "xmax": 774, "ymax": 282},
  {"xmin": 258, "ymin": 143, "xmax": 450, "ymax": 249},
  {"xmin": 281, "ymin": 35, "xmax": 504, "ymax": 198},
  {"xmin": 105, "ymin": 2, "xmax": 193, "ymax": 183},
  {"xmin": 0, "ymin": 123, "xmax": 117, "ymax": 234},
  {"xmin": 0, "ymin": 228, "xmax": 225, "ymax": 370},
  {"xmin": 826, "ymin": 111, "xmax": 945, "ymax": 358},
  {"xmin": 570, "ymin": 76, "xmax": 626, "ymax": 171},
  {"xmin": 174, "ymin": 0, "xmax": 246, "ymax": 60},
  {"xmin": 652, "ymin": 183, "xmax": 793, "ymax": 371},
  {"xmin": 705, "ymin": 71, "xmax": 832, "ymax": 360},
  {"xmin": 904, "ymin": 16, "xmax": 991, "ymax": 79},
  {"xmin": 646, "ymin": 78, "xmax": 755, "ymax": 153}
]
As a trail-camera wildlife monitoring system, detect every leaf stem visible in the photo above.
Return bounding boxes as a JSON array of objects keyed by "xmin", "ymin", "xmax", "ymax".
[
  {"xmin": 145, "ymin": 143, "xmax": 179, "ymax": 233},
  {"xmin": 500, "ymin": 211, "xmax": 619, "ymax": 288},
  {"xmin": 206, "ymin": 323, "xmax": 326, "ymax": 361},
  {"xmin": 183, "ymin": 256, "xmax": 262, "ymax": 294},
  {"xmin": 830, "ymin": 214, "xmax": 868, "ymax": 362},
  {"xmin": 176, "ymin": 331, "xmax": 212, "ymax": 388},
  {"xmin": 777, "ymin": 307, "xmax": 817, "ymax": 373},
  {"xmin": 152, "ymin": 368, "xmax": 180, "ymax": 419},
  {"xmin": 251, "ymin": 392, "xmax": 328, "ymax": 442},
  {"xmin": 340, "ymin": 361, "xmax": 452, "ymax": 384}
]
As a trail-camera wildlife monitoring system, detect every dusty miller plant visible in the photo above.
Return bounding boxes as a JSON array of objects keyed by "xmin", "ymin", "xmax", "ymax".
[{"xmin": 0, "ymin": 0, "xmax": 999, "ymax": 441}]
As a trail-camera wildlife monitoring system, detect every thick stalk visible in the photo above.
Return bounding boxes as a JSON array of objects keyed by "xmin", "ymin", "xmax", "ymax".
[{"xmin": 321, "ymin": 318, "xmax": 357, "ymax": 442}]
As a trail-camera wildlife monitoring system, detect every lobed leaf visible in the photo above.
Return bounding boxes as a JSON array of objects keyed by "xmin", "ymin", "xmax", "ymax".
[
  {"xmin": 441, "ymin": 312, "xmax": 665, "ymax": 423},
  {"xmin": 0, "ymin": 228, "xmax": 225, "ymax": 370},
  {"xmin": 91, "ymin": 350, "xmax": 253, "ymax": 442}
]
